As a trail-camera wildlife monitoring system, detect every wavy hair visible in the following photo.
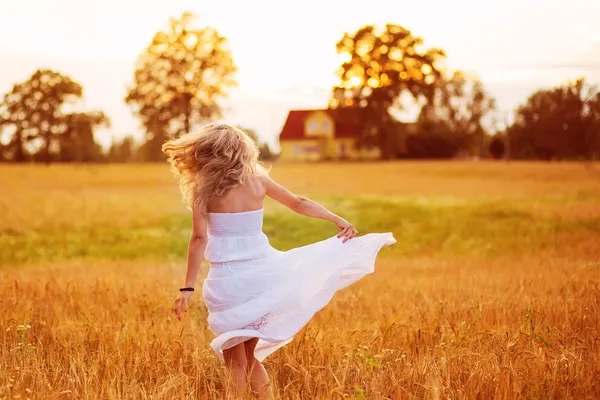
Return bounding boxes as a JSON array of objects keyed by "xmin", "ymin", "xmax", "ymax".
[{"xmin": 162, "ymin": 123, "xmax": 260, "ymax": 213}]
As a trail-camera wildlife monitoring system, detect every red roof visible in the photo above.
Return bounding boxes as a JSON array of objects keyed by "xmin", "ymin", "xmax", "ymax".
[{"xmin": 279, "ymin": 108, "xmax": 366, "ymax": 141}]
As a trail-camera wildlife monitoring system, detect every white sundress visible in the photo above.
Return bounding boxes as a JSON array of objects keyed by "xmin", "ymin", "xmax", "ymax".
[{"xmin": 202, "ymin": 208, "xmax": 396, "ymax": 361}]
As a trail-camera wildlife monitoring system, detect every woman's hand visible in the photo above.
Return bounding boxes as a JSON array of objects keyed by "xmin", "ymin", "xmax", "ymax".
[
  {"xmin": 335, "ymin": 218, "xmax": 358, "ymax": 243},
  {"xmin": 172, "ymin": 291, "xmax": 193, "ymax": 321}
]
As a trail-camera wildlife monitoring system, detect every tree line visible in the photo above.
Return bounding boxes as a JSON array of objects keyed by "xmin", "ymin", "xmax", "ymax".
[{"xmin": 1, "ymin": 12, "xmax": 598, "ymax": 163}]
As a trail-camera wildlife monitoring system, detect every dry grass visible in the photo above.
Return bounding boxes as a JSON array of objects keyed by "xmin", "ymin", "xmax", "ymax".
[{"xmin": 1, "ymin": 162, "xmax": 600, "ymax": 399}]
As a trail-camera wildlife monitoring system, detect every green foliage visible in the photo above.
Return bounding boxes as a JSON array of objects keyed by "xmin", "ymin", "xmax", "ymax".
[
  {"xmin": 403, "ymin": 131, "xmax": 465, "ymax": 159},
  {"xmin": 258, "ymin": 143, "xmax": 278, "ymax": 161},
  {"xmin": 415, "ymin": 71, "xmax": 496, "ymax": 158},
  {"xmin": 59, "ymin": 112, "xmax": 110, "ymax": 162},
  {"xmin": 330, "ymin": 24, "xmax": 446, "ymax": 159},
  {"xmin": 125, "ymin": 11, "xmax": 237, "ymax": 161},
  {"xmin": 507, "ymin": 78, "xmax": 600, "ymax": 160},
  {"xmin": 107, "ymin": 135, "xmax": 137, "ymax": 163},
  {"xmin": 0, "ymin": 69, "xmax": 108, "ymax": 163},
  {"xmin": 238, "ymin": 126, "xmax": 279, "ymax": 161},
  {"xmin": 489, "ymin": 136, "xmax": 506, "ymax": 159},
  {"xmin": 350, "ymin": 386, "xmax": 367, "ymax": 400}
]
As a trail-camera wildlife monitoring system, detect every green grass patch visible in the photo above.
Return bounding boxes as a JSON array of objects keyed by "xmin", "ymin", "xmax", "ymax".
[{"xmin": 2, "ymin": 196, "xmax": 599, "ymax": 266}]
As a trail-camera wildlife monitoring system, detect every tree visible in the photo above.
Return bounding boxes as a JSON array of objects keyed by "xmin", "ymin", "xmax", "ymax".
[
  {"xmin": 415, "ymin": 71, "xmax": 496, "ymax": 157},
  {"xmin": 489, "ymin": 136, "xmax": 506, "ymax": 159},
  {"xmin": 257, "ymin": 143, "xmax": 278, "ymax": 162},
  {"xmin": 0, "ymin": 142, "xmax": 6, "ymax": 162},
  {"xmin": 317, "ymin": 135, "xmax": 336, "ymax": 161},
  {"xmin": 587, "ymin": 92, "xmax": 600, "ymax": 159},
  {"xmin": 237, "ymin": 126, "xmax": 279, "ymax": 161},
  {"xmin": 108, "ymin": 135, "xmax": 136, "ymax": 162},
  {"xmin": 507, "ymin": 78, "xmax": 600, "ymax": 160},
  {"xmin": 0, "ymin": 115, "xmax": 20, "ymax": 162},
  {"xmin": 125, "ymin": 12, "xmax": 237, "ymax": 161},
  {"xmin": 0, "ymin": 69, "xmax": 107, "ymax": 163},
  {"xmin": 0, "ymin": 69, "xmax": 83, "ymax": 163},
  {"xmin": 241, "ymin": 127, "xmax": 260, "ymax": 145},
  {"xmin": 59, "ymin": 112, "xmax": 110, "ymax": 162},
  {"xmin": 330, "ymin": 24, "xmax": 446, "ymax": 159}
]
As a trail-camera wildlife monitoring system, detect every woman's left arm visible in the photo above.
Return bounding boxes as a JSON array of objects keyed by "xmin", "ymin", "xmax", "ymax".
[{"xmin": 173, "ymin": 206, "xmax": 208, "ymax": 320}]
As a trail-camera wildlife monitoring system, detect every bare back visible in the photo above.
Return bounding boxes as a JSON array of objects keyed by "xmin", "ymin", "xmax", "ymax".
[{"xmin": 207, "ymin": 174, "xmax": 266, "ymax": 214}]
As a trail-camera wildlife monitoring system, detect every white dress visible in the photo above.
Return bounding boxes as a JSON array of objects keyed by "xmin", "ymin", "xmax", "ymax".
[{"xmin": 202, "ymin": 208, "xmax": 396, "ymax": 361}]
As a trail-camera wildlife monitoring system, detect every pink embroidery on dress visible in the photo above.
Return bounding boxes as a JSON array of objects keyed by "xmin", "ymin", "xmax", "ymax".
[{"xmin": 245, "ymin": 314, "xmax": 269, "ymax": 330}]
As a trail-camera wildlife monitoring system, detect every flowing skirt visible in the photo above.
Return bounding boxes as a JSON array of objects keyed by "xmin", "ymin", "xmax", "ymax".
[{"xmin": 202, "ymin": 232, "xmax": 396, "ymax": 361}]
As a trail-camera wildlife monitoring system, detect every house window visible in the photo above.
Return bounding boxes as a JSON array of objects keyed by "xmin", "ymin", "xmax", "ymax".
[
  {"xmin": 293, "ymin": 144, "xmax": 301, "ymax": 155},
  {"xmin": 308, "ymin": 121, "xmax": 318, "ymax": 134},
  {"xmin": 322, "ymin": 120, "xmax": 331, "ymax": 131},
  {"xmin": 308, "ymin": 145, "xmax": 321, "ymax": 153}
]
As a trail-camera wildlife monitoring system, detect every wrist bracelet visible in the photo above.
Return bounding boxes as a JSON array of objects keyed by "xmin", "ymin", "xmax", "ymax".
[{"xmin": 179, "ymin": 287, "xmax": 195, "ymax": 292}]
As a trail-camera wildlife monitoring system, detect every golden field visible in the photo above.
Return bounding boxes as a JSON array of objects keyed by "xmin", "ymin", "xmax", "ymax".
[{"xmin": 1, "ymin": 162, "xmax": 600, "ymax": 399}]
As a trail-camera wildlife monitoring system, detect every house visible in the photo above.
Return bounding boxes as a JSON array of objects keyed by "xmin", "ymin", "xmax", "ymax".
[{"xmin": 278, "ymin": 108, "xmax": 381, "ymax": 161}]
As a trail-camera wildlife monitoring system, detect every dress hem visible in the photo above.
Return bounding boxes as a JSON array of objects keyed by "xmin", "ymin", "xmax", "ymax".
[{"xmin": 208, "ymin": 232, "xmax": 396, "ymax": 362}]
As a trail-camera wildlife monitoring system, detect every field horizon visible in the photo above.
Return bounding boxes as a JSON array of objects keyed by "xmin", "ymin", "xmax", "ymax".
[{"xmin": 2, "ymin": 161, "xmax": 600, "ymax": 399}]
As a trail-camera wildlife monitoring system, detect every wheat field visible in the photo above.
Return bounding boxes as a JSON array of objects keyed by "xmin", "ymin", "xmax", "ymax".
[{"xmin": 1, "ymin": 162, "xmax": 600, "ymax": 399}]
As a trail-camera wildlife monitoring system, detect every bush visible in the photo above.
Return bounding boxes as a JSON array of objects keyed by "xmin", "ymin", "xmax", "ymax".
[
  {"xmin": 489, "ymin": 136, "xmax": 506, "ymax": 159},
  {"xmin": 403, "ymin": 132, "xmax": 463, "ymax": 159}
]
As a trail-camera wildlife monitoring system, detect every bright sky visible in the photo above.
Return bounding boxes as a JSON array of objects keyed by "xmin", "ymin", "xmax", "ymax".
[{"xmin": 1, "ymin": 0, "xmax": 599, "ymax": 147}]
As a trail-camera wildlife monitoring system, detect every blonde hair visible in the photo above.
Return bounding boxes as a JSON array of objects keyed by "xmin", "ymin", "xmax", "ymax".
[{"xmin": 162, "ymin": 123, "xmax": 260, "ymax": 213}]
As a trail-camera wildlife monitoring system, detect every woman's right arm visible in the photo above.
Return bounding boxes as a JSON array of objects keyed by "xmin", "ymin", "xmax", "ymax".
[
  {"xmin": 172, "ymin": 206, "xmax": 208, "ymax": 320},
  {"xmin": 262, "ymin": 175, "xmax": 358, "ymax": 242}
]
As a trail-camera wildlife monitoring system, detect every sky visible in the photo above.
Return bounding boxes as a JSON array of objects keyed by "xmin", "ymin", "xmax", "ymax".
[{"xmin": 1, "ymin": 0, "xmax": 599, "ymax": 148}]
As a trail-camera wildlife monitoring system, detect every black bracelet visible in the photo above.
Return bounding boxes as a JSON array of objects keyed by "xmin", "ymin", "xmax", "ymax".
[{"xmin": 179, "ymin": 287, "xmax": 195, "ymax": 292}]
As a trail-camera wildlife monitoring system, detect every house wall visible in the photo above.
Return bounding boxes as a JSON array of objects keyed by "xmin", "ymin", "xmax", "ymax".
[
  {"xmin": 279, "ymin": 139, "xmax": 322, "ymax": 161},
  {"xmin": 280, "ymin": 138, "xmax": 381, "ymax": 161},
  {"xmin": 334, "ymin": 138, "xmax": 380, "ymax": 160},
  {"xmin": 335, "ymin": 138, "xmax": 356, "ymax": 159},
  {"xmin": 304, "ymin": 111, "xmax": 334, "ymax": 138}
]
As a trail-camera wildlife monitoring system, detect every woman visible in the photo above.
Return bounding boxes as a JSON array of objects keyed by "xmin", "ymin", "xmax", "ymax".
[{"xmin": 163, "ymin": 123, "xmax": 395, "ymax": 398}]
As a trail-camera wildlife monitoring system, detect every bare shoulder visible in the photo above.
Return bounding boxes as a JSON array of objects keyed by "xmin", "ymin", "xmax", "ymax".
[
  {"xmin": 258, "ymin": 172, "xmax": 301, "ymax": 210},
  {"xmin": 251, "ymin": 173, "xmax": 269, "ymax": 197},
  {"xmin": 257, "ymin": 172, "xmax": 284, "ymax": 195},
  {"xmin": 257, "ymin": 172, "xmax": 274, "ymax": 187}
]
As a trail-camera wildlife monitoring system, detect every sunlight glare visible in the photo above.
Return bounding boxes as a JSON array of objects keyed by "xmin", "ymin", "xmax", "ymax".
[
  {"xmin": 183, "ymin": 34, "xmax": 198, "ymax": 49},
  {"xmin": 357, "ymin": 41, "xmax": 373, "ymax": 57},
  {"xmin": 389, "ymin": 49, "xmax": 402, "ymax": 61},
  {"xmin": 367, "ymin": 77, "xmax": 380, "ymax": 88},
  {"xmin": 350, "ymin": 76, "xmax": 363, "ymax": 86},
  {"xmin": 340, "ymin": 51, "xmax": 352, "ymax": 63},
  {"xmin": 380, "ymin": 73, "xmax": 390, "ymax": 85}
]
